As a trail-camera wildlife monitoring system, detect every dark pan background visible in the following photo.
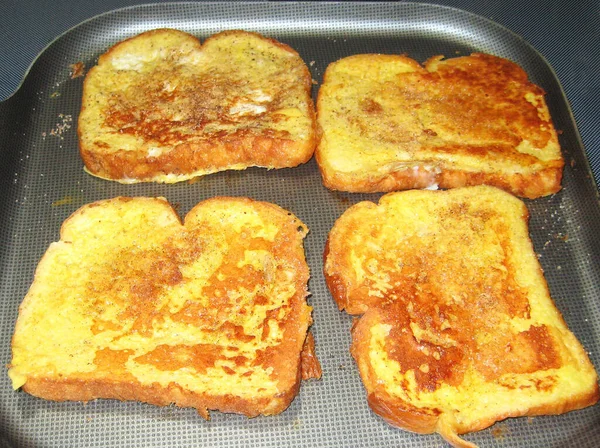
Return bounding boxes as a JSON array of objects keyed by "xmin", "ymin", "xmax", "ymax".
[{"xmin": 0, "ymin": 2, "xmax": 599, "ymax": 448}]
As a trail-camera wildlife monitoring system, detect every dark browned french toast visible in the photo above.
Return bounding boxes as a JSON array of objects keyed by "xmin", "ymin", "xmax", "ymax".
[
  {"xmin": 323, "ymin": 186, "xmax": 598, "ymax": 447},
  {"xmin": 78, "ymin": 29, "xmax": 317, "ymax": 183},
  {"xmin": 9, "ymin": 197, "xmax": 320, "ymax": 417},
  {"xmin": 316, "ymin": 53, "xmax": 564, "ymax": 198}
]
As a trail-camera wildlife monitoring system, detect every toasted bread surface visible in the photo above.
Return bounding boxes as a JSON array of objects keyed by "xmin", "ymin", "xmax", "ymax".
[
  {"xmin": 316, "ymin": 53, "xmax": 564, "ymax": 198},
  {"xmin": 78, "ymin": 29, "xmax": 317, "ymax": 183},
  {"xmin": 324, "ymin": 186, "xmax": 598, "ymax": 447},
  {"xmin": 9, "ymin": 197, "xmax": 320, "ymax": 417}
]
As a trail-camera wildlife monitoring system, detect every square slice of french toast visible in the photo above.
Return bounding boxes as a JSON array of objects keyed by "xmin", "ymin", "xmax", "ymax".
[
  {"xmin": 9, "ymin": 197, "xmax": 320, "ymax": 417},
  {"xmin": 316, "ymin": 53, "xmax": 564, "ymax": 198},
  {"xmin": 324, "ymin": 186, "xmax": 598, "ymax": 447},
  {"xmin": 78, "ymin": 29, "xmax": 317, "ymax": 183}
]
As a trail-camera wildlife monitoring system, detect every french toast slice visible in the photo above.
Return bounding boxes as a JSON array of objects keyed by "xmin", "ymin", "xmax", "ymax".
[
  {"xmin": 323, "ymin": 186, "xmax": 598, "ymax": 447},
  {"xmin": 9, "ymin": 197, "xmax": 320, "ymax": 417},
  {"xmin": 316, "ymin": 53, "xmax": 564, "ymax": 199},
  {"xmin": 78, "ymin": 29, "xmax": 317, "ymax": 183}
]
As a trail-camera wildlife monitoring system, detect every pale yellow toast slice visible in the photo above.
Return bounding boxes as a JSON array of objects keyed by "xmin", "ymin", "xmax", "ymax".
[
  {"xmin": 316, "ymin": 53, "xmax": 564, "ymax": 198},
  {"xmin": 78, "ymin": 29, "xmax": 317, "ymax": 183},
  {"xmin": 324, "ymin": 186, "xmax": 598, "ymax": 447},
  {"xmin": 9, "ymin": 197, "xmax": 320, "ymax": 417}
]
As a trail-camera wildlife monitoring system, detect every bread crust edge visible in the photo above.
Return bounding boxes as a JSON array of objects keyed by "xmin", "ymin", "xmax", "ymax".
[{"xmin": 316, "ymin": 160, "xmax": 564, "ymax": 199}]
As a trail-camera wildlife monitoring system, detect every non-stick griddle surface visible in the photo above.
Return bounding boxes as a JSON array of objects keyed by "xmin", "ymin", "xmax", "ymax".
[{"xmin": 0, "ymin": 3, "xmax": 598, "ymax": 447}]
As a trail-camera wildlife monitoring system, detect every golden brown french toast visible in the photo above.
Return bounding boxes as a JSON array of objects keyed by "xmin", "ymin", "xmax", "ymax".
[
  {"xmin": 316, "ymin": 53, "xmax": 564, "ymax": 198},
  {"xmin": 78, "ymin": 29, "xmax": 317, "ymax": 183},
  {"xmin": 323, "ymin": 186, "xmax": 598, "ymax": 447},
  {"xmin": 9, "ymin": 196, "xmax": 320, "ymax": 417}
]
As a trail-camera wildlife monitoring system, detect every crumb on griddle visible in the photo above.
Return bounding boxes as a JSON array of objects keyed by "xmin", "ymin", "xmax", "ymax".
[{"xmin": 70, "ymin": 62, "xmax": 85, "ymax": 79}]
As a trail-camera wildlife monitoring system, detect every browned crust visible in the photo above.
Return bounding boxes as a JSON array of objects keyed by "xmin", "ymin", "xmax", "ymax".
[
  {"xmin": 317, "ymin": 159, "xmax": 564, "ymax": 200},
  {"xmin": 21, "ymin": 376, "xmax": 299, "ymax": 419},
  {"xmin": 96, "ymin": 28, "xmax": 199, "ymax": 65},
  {"xmin": 60, "ymin": 196, "xmax": 176, "ymax": 235},
  {"xmin": 300, "ymin": 332, "xmax": 322, "ymax": 380},
  {"xmin": 203, "ymin": 29, "xmax": 305, "ymax": 62},
  {"xmin": 455, "ymin": 382, "xmax": 600, "ymax": 435},
  {"xmin": 78, "ymin": 29, "xmax": 317, "ymax": 182},
  {"xmin": 367, "ymin": 391, "xmax": 439, "ymax": 434},
  {"xmin": 80, "ymin": 132, "xmax": 315, "ymax": 182},
  {"xmin": 350, "ymin": 310, "xmax": 441, "ymax": 434},
  {"xmin": 323, "ymin": 207, "xmax": 378, "ymax": 315},
  {"xmin": 322, "ymin": 239, "xmax": 350, "ymax": 312}
]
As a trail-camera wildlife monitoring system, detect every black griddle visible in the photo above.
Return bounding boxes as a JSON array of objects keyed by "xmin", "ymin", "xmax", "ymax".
[{"xmin": 0, "ymin": 3, "xmax": 598, "ymax": 447}]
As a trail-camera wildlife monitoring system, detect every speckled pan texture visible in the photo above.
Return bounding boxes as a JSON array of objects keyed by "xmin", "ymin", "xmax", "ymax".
[{"xmin": 0, "ymin": 3, "xmax": 598, "ymax": 448}]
